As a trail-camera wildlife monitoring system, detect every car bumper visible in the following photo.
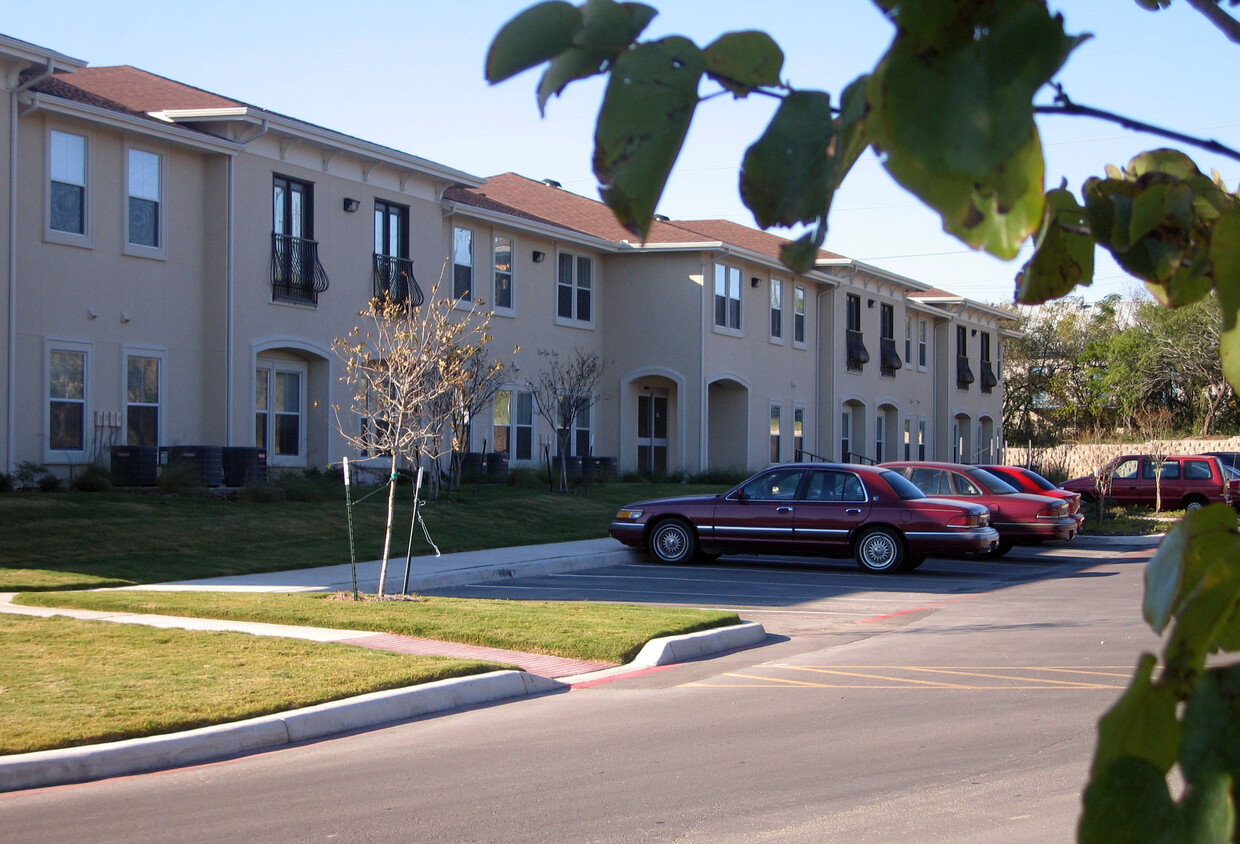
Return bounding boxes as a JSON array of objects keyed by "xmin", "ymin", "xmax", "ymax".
[
  {"xmin": 993, "ymin": 517, "xmax": 1078, "ymax": 544},
  {"xmin": 609, "ymin": 522, "xmax": 646, "ymax": 547},
  {"xmin": 905, "ymin": 526, "xmax": 1000, "ymax": 557}
]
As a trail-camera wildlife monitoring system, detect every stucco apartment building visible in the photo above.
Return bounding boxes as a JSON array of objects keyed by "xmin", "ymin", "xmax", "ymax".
[{"xmin": 0, "ymin": 34, "xmax": 1014, "ymax": 482}]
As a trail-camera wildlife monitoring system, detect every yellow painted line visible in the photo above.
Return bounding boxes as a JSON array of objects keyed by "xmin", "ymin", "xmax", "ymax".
[
  {"xmin": 894, "ymin": 666, "xmax": 1116, "ymax": 689},
  {"xmin": 684, "ymin": 681, "xmax": 1120, "ymax": 690},
  {"xmin": 719, "ymin": 672, "xmax": 839, "ymax": 688},
  {"xmin": 782, "ymin": 666, "xmax": 972, "ymax": 688}
]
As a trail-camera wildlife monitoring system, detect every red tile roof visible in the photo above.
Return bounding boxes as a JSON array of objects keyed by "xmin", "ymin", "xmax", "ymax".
[{"xmin": 53, "ymin": 65, "xmax": 242, "ymax": 113}]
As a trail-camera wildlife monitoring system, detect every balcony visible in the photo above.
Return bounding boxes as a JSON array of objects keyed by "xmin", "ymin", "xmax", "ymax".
[
  {"xmin": 846, "ymin": 329, "xmax": 870, "ymax": 372},
  {"xmin": 373, "ymin": 254, "xmax": 425, "ymax": 308},
  {"xmin": 957, "ymin": 355, "xmax": 976, "ymax": 390},
  {"xmin": 271, "ymin": 233, "xmax": 330, "ymax": 305}
]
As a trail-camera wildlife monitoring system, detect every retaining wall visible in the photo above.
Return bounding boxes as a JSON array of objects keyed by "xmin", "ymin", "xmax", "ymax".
[{"xmin": 1005, "ymin": 436, "xmax": 1240, "ymax": 481}]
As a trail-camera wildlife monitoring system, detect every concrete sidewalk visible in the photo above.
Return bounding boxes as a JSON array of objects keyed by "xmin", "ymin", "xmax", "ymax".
[{"xmin": 0, "ymin": 538, "xmax": 768, "ymax": 792}]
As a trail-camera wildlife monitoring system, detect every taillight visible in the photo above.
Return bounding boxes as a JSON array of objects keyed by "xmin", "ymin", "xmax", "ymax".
[
  {"xmin": 1037, "ymin": 505, "xmax": 1067, "ymax": 519},
  {"xmin": 947, "ymin": 514, "xmax": 975, "ymax": 527}
]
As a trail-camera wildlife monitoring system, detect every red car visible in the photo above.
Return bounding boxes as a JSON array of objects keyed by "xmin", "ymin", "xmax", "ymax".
[
  {"xmin": 609, "ymin": 463, "xmax": 999, "ymax": 574},
  {"xmin": 977, "ymin": 464, "xmax": 1086, "ymax": 531},
  {"xmin": 880, "ymin": 461, "xmax": 1078, "ymax": 558}
]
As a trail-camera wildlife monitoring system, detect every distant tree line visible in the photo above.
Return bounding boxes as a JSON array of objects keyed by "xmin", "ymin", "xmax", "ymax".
[{"xmin": 1003, "ymin": 293, "xmax": 1238, "ymax": 445}]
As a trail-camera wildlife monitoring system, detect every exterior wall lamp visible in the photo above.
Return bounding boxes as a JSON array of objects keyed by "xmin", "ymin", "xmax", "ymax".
[{"xmin": 342, "ymin": 198, "xmax": 360, "ymax": 212}]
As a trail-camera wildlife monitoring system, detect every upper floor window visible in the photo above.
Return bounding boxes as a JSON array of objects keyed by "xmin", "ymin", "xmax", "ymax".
[
  {"xmin": 127, "ymin": 149, "xmax": 161, "ymax": 248},
  {"xmin": 980, "ymin": 331, "xmax": 999, "ymax": 394},
  {"xmin": 879, "ymin": 302, "xmax": 902, "ymax": 376},
  {"xmin": 272, "ymin": 175, "xmax": 327, "ymax": 305},
  {"xmin": 273, "ymin": 175, "xmax": 311, "ymax": 239},
  {"xmin": 558, "ymin": 252, "xmax": 593, "ymax": 323},
  {"xmin": 50, "ymin": 130, "xmax": 87, "ymax": 235},
  {"xmin": 769, "ymin": 279, "xmax": 783, "ymax": 340},
  {"xmin": 453, "ymin": 226, "xmax": 474, "ymax": 300},
  {"xmin": 956, "ymin": 325, "xmax": 975, "ymax": 389},
  {"xmin": 714, "ymin": 264, "xmax": 742, "ymax": 332},
  {"xmin": 918, "ymin": 319, "xmax": 928, "ymax": 370},
  {"xmin": 845, "ymin": 293, "xmax": 869, "ymax": 371},
  {"xmin": 904, "ymin": 316, "xmax": 913, "ymax": 368},
  {"xmin": 374, "ymin": 200, "xmax": 419, "ymax": 305},
  {"xmin": 794, "ymin": 285, "xmax": 806, "ymax": 345},
  {"xmin": 494, "ymin": 235, "xmax": 514, "ymax": 312}
]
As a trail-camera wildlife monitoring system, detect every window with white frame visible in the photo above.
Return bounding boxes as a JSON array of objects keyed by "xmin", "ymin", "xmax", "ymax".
[
  {"xmin": 49, "ymin": 129, "xmax": 87, "ymax": 236},
  {"xmin": 770, "ymin": 403, "xmax": 782, "ymax": 463},
  {"xmin": 794, "ymin": 285, "xmax": 806, "ymax": 345},
  {"xmin": 494, "ymin": 235, "xmax": 514, "ymax": 311},
  {"xmin": 127, "ymin": 148, "xmax": 161, "ymax": 249},
  {"xmin": 255, "ymin": 362, "xmax": 306, "ymax": 465},
  {"xmin": 453, "ymin": 226, "xmax": 474, "ymax": 300},
  {"xmin": 875, "ymin": 414, "xmax": 885, "ymax": 463},
  {"xmin": 903, "ymin": 419, "xmax": 912, "ymax": 460},
  {"xmin": 493, "ymin": 390, "xmax": 512, "ymax": 454},
  {"xmin": 514, "ymin": 391, "xmax": 533, "ymax": 460},
  {"xmin": 48, "ymin": 345, "xmax": 88, "ymax": 454},
  {"xmin": 126, "ymin": 354, "xmax": 161, "ymax": 446},
  {"xmin": 840, "ymin": 409, "xmax": 852, "ymax": 461},
  {"xmin": 557, "ymin": 398, "xmax": 592, "ymax": 456},
  {"xmin": 769, "ymin": 279, "xmax": 783, "ymax": 340},
  {"xmin": 918, "ymin": 319, "xmax": 928, "ymax": 370},
  {"xmin": 793, "ymin": 406, "xmax": 805, "ymax": 459},
  {"xmin": 557, "ymin": 252, "xmax": 593, "ymax": 323},
  {"xmin": 904, "ymin": 316, "xmax": 913, "ymax": 369},
  {"xmin": 713, "ymin": 263, "xmax": 741, "ymax": 332},
  {"xmin": 918, "ymin": 419, "xmax": 927, "ymax": 460}
]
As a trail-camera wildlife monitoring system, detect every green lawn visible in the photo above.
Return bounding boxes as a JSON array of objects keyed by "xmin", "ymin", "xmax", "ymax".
[
  {"xmin": 0, "ymin": 481, "xmax": 725, "ymax": 591},
  {"xmin": 0, "ymin": 614, "xmax": 507, "ymax": 755}
]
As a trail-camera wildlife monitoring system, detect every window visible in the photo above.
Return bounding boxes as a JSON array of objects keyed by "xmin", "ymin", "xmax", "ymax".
[
  {"xmin": 956, "ymin": 326, "xmax": 975, "ymax": 389},
  {"xmin": 1143, "ymin": 461, "xmax": 1180, "ymax": 480},
  {"xmin": 493, "ymin": 390, "xmax": 512, "ymax": 454},
  {"xmin": 769, "ymin": 279, "xmax": 783, "ymax": 340},
  {"xmin": 494, "ymin": 235, "xmax": 514, "ymax": 311},
  {"xmin": 875, "ymin": 413, "xmax": 885, "ymax": 463},
  {"xmin": 840, "ymin": 409, "xmax": 852, "ymax": 461},
  {"xmin": 713, "ymin": 264, "xmax": 741, "ymax": 332},
  {"xmin": 453, "ymin": 226, "xmax": 474, "ymax": 300},
  {"xmin": 918, "ymin": 319, "xmax": 928, "ymax": 370},
  {"xmin": 879, "ymin": 303, "xmax": 901, "ymax": 376},
  {"xmin": 739, "ymin": 468, "xmax": 805, "ymax": 501},
  {"xmin": 793, "ymin": 406, "xmax": 805, "ymax": 459},
  {"xmin": 127, "ymin": 149, "xmax": 161, "ymax": 248},
  {"xmin": 980, "ymin": 331, "xmax": 998, "ymax": 393},
  {"xmin": 126, "ymin": 355, "xmax": 160, "ymax": 446},
  {"xmin": 49, "ymin": 347, "xmax": 87, "ymax": 453},
  {"xmin": 918, "ymin": 419, "xmax": 927, "ymax": 461},
  {"xmin": 806, "ymin": 470, "xmax": 865, "ymax": 502},
  {"xmin": 1185, "ymin": 460, "xmax": 1212, "ymax": 480},
  {"xmin": 903, "ymin": 419, "xmax": 912, "ymax": 460},
  {"xmin": 256, "ymin": 363, "xmax": 305, "ymax": 465},
  {"xmin": 793, "ymin": 285, "xmax": 806, "ymax": 345},
  {"xmin": 904, "ymin": 317, "xmax": 913, "ymax": 369},
  {"xmin": 491, "ymin": 390, "xmax": 533, "ymax": 460},
  {"xmin": 50, "ymin": 130, "xmax": 87, "ymax": 236},
  {"xmin": 846, "ymin": 294, "xmax": 869, "ymax": 371},
  {"xmin": 770, "ymin": 404, "xmax": 782, "ymax": 463},
  {"xmin": 514, "ymin": 391, "xmax": 533, "ymax": 460},
  {"xmin": 557, "ymin": 252, "xmax": 593, "ymax": 323},
  {"xmin": 272, "ymin": 175, "xmax": 326, "ymax": 304},
  {"xmin": 374, "ymin": 200, "xmax": 416, "ymax": 304},
  {"xmin": 1112, "ymin": 459, "xmax": 1139, "ymax": 480}
]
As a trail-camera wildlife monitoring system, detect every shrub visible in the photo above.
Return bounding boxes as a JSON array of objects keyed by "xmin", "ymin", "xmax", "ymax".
[
  {"xmin": 15, "ymin": 461, "xmax": 45, "ymax": 490},
  {"xmin": 36, "ymin": 473, "xmax": 62, "ymax": 492},
  {"xmin": 157, "ymin": 460, "xmax": 198, "ymax": 495},
  {"xmin": 0, "ymin": 473, "xmax": 13, "ymax": 493},
  {"xmin": 72, "ymin": 465, "xmax": 113, "ymax": 493}
]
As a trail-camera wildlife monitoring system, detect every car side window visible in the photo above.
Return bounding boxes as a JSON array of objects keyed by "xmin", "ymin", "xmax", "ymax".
[
  {"xmin": 807, "ymin": 471, "xmax": 866, "ymax": 502},
  {"xmin": 1112, "ymin": 459, "xmax": 1139, "ymax": 480},
  {"xmin": 1143, "ymin": 461, "xmax": 1180, "ymax": 480},
  {"xmin": 952, "ymin": 473, "xmax": 982, "ymax": 496},
  {"xmin": 740, "ymin": 468, "xmax": 805, "ymax": 501},
  {"xmin": 909, "ymin": 468, "xmax": 947, "ymax": 495},
  {"xmin": 1185, "ymin": 460, "xmax": 1212, "ymax": 480}
]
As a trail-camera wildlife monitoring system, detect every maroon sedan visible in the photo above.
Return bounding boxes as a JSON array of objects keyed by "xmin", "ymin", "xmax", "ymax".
[
  {"xmin": 880, "ymin": 461, "xmax": 1078, "ymax": 558},
  {"xmin": 609, "ymin": 463, "xmax": 999, "ymax": 574},
  {"xmin": 977, "ymin": 464, "xmax": 1086, "ymax": 531}
]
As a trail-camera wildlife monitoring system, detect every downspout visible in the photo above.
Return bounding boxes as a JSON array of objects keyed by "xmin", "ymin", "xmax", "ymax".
[
  {"xmin": 699, "ymin": 248, "xmax": 730, "ymax": 472},
  {"xmin": 7, "ymin": 63, "xmax": 57, "ymax": 473},
  {"xmin": 816, "ymin": 286, "xmax": 831, "ymax": 460},
  {"xmin": 226, "ymin": 120, "xmax": 266, "ymax": 448}
]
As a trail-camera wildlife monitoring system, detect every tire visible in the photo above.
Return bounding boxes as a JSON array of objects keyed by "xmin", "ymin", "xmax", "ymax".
[
  {"xmin": 854, "ymin": 527, "xmax": 905, "ymax": 573},
  {"xmin": 1183, "ymin": 495, "xmax": 1208, "ymax": 512},
  {"xmin": 647, "ymin": 518, "xmax": 697, "ymax": 564},
  {"xmin": 982, "ymin": 541, "xmax": 1013, "ymax": 559},
  {"xmin": 900, "ymin": 554, "xmax": 926, "ymax": 572},
  {"xmin": 696, "ymin": 551, "xmax": 721, "ymax": 563}
]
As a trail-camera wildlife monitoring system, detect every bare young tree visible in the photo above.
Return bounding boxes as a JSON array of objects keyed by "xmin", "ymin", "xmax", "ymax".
[
  {"xmin": 447, "ymin": 345, "xmax": 511, "ymax": 492},
  {"xmin": 333, "ymin": 286, "xmax": 494, "ymax": 597},
  {"xmin": 1134, "ymin": 406, "xmax": 1175, "ymax": 513},
  {"xmin": 528, "ymin": 347, "xmax": 608, "ymax": 492}
]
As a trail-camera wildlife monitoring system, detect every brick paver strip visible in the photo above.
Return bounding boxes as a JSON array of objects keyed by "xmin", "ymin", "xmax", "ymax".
[{"xmin": 347, "ymin": 633, "xmax": 615, "ymax": 679}]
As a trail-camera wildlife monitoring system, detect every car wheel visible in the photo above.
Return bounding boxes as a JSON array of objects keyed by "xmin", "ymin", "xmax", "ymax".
[
  {"xmin": 647, "ymin": 518, "xmax": 697, "ymax": 564},
  {"xmin": 854, "ymin": 527, "xmax": 905, "ymax": 573},
  {"xmin": 982, "ymin": 541, "xmax": 1013, "ymax": 559},
  {"xmin": 1183, "ymin": 495, "xmax": 1208, "ymax": 512}
]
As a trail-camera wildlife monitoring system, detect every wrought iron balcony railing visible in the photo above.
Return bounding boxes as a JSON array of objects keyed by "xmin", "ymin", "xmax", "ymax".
[
  {"xmin": 271, "ymin": 233, "xmax": 330, "ymax": 305},
  {"xmin": 373, "ymin": 254, "xmax": 424, "ymax": 308}
]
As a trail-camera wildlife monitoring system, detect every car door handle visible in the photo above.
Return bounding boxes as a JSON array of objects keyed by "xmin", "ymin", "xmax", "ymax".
[
  {"xmin": 845, "ymin": 508, "xmax": 862, "ymax": 515},
  {"xmin": 776, "ymin": 506, "xmax": 794, "ymax": 513}
]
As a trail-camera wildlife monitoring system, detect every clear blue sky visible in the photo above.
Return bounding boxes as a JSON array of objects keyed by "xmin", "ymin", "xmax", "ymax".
[{"xmin": 9, "ymin": 1, "xmax": 1239, "ymax": 304}]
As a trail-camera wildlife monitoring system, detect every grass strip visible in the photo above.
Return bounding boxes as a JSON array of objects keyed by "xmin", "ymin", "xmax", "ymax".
[
  {"xmin": 14, "ymin": 591, "xmax": 741, "ymax": 664},
  {"xmin": 0, "ymin": 614, "xmax": 506, "ymax": 755}
]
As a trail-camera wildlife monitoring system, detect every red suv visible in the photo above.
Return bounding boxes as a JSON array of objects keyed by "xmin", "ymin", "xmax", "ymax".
[{"xmin": 1061, "ymin": 454, "xmax": 1231, "ymax": 511}]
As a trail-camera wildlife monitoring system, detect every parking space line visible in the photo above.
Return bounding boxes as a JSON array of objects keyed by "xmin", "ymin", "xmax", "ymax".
[
  {"xmin": 685, "ymin": 665, "xmax": 1131, "ymax": 690},
  {"xmin": 783, "ymin": 666, "xmax": 973, "ymax": 688}
]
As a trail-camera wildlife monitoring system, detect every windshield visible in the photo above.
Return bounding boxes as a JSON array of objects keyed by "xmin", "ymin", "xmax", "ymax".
[
  {"xmin": 1020, "ymin": 468, "xmax": 1058, "ymax": 491},
  {"xmin": 880, "ymin": 469, "xmax": 926, "ymax": 500},
  {"xmin": 966, "ymin": 467, "xmax": 1019, "ymax": 494}
]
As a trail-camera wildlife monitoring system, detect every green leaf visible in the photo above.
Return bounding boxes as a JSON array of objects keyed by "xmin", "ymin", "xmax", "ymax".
[
  {"xmin": 536, "ymin": 0, "xmax": 659, "ymax": 114},
  {"xmin": 1079, "ymin": 755, "xmax": 1178, "ymax": 844},
  {"xmin": 593, "ymin": 36, "xmax": 704, "ymax": 239},
  {"xmin": 1144, "ymin": 504, "xmax": 1240, "ymax": 633},
  {"xmin": 1016, "ymin": 184, "xmax": 1095, "ymax": 304},
  {"xmin": 1214, "ymin": 211, "xmax": 1240, "ymax": 397},
  {"xmin": 704, "ymin": 31, "xmax": 783, "ymax": 97},
  {"xmin": 1093, "ymin": 653, "xmax": 1182, "ymax": 777},
  {"xmin": 1181, "ymin": 769, "xmax": 1236, "ymax": 844},
  {"xmin": 1181, "ymin": 665, "xmax": 1240, "ymax": 827},
  {"xmin": 740, "ymin": 91, "xmax": 835, "ymax": 229},
  {"xmin": 780, "ymin": 227, "xmax": 825, "ymax": 274},
  {"xmin": 486, "ymin": 1, "xmax": 582, "ymax": 84}
]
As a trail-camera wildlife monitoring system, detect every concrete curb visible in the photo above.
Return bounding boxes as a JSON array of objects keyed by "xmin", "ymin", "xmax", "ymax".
[
  {"xmin": 0, "ymin": 622, "xmax": 765, "ymax": 793},
  {"xmin": 404, "ymin": 548, "xmax": 642, "ymax": 592}
]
